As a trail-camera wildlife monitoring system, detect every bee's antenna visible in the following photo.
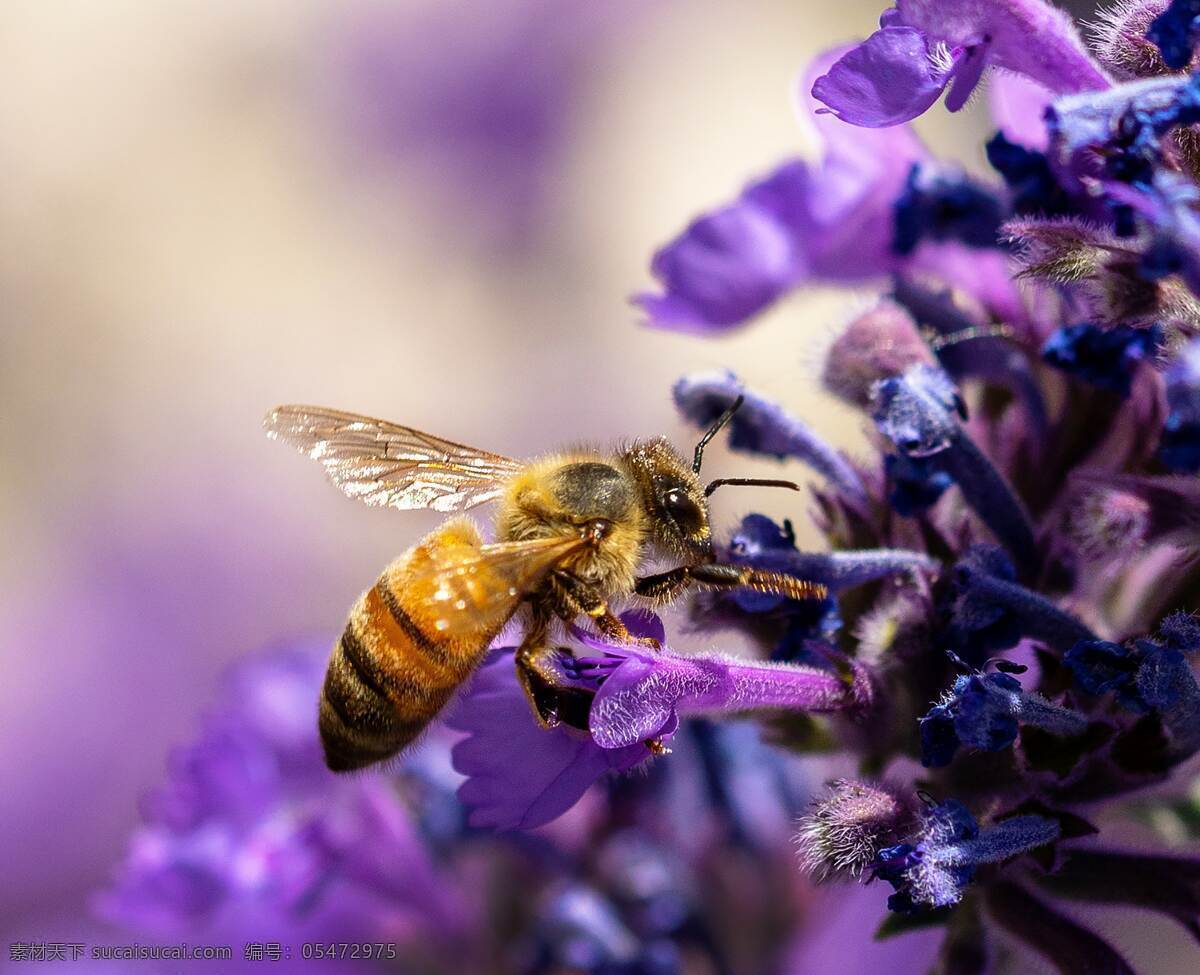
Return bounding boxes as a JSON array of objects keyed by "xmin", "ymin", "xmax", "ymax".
[
  {"xmin": 693, "ymin": 394, "xmax": 745, "ymax": 474},
  {"xmin": 705, "ymin": 477, "xmax": 801, "ymax": 497}
]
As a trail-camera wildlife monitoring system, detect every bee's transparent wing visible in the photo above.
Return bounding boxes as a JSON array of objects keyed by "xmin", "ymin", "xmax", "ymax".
[
  {"xmin": 265, "ymin": 405, "xmax": 523, "ymax": 511},
  {"xmin": 406, "ymin": 534, "xmax": 587, "ymax": 637}
]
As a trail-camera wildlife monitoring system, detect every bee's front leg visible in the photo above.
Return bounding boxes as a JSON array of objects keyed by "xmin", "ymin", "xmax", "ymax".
[{"xmin": 635, "ymin": 563, "xmax": 828, "ymax": 602}]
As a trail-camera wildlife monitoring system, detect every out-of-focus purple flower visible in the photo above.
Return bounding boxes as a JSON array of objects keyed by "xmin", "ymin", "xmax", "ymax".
[
  {"xmin": 891, "ymin": 164, "xmax": 1007, "ymax": 255},
  {"xmin": 872, "ymin": 365, "xmax": 1040, "ymax": 573},
  {"xmin": 986, "ymin": 132, "xmax": 1075, "ymax": 217},
  {"xmin": 634, "ymin": 191, "xmax": 802, "ymax": 331},
  {"xmin": 919, "ymin": 670, "xmax": 1088, "ymax": 767},
  {"xmin": 1066, "ymin": 612, "xmax": 1200, "ymax": 758},
  {"xmin": 1161, "ymin": 336, "xmax": 1200, "ymax": 469},
  {"xmin": 97, "ymin": 638, "xmax": 467, "ymax": 942},
  {"xmin": 812, "ymin": 0, "xmax": 1109, "ymax": 128},
  {"xmin": 872, "ymin": 799, "xmax": 1060, "ymax": 912},
  {"xmin": 635, "ymin": 49, "xmax": 928, "ymax": 332},
  {"xmin": 673, "ymin": 370, "xmax": 868, "ymax": 505},
  {"xmin": 1040, "ymin": 322, "xmax": 1161, "ymax": 395},
  {"xmin": 448, "ymin": 647, "xmax": 653, "ymax": 832},
  {"xmin": 1148, "ymin": 0, "xmax": 1200, "ymax": 69},
  {"xmin": 340, "ymin": 0, "xmax": 638, "ymax": 250}
]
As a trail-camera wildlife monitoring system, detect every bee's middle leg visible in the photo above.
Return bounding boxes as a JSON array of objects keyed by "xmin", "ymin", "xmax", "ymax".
[{"xmin": 547, "ymin": 570, "xmax": 660, "ymax": 649}]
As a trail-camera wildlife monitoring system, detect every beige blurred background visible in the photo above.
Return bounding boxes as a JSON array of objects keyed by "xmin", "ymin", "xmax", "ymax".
[{"xmin": 15, "ymin": 5, "xmax": 1193, "ymax": 972}]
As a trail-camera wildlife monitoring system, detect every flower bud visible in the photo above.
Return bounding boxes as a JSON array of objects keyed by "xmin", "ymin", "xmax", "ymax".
[
  {"xmin": 822, "ymin": 299, "xmax": 934, "ymax": 409},
  {"xmin": 795, "ymin": 780, "xmax": 911, "ymax": 882}
]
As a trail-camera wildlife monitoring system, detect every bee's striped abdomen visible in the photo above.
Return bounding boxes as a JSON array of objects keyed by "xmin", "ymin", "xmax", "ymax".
[{"xmin": 318, "ymin": 520, "xmax": 495, "ymax": 772}]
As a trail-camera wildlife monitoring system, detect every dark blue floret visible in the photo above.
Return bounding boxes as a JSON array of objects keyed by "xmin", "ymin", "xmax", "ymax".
[
  {"xmin": 1065, "ymin": 640, "xmax": 1141, "ymax": 700},
  {"xmin": 892, "ymin": 164, "xmax": 1007, "ymax": 256},
  {"xmin": 944, "ymin": 546, "xmax": 1023, "ymax": 660},
  {"xmin": 919, "ymin": 704, "xmax": 961, "ymax": 768},
  {"xmin": 1067, "ymin": 619, "xmax": 1200, "ymax": 758},
  {"xmin": 1040, "ymin": 324, "xmax": 1161, "ymax": 397},
  {"xmin": 953, "ymin": 673, "xmax": 1022, "ymax": 752},
  {"xmin": 1148, "ymin": 0, "xmax": 1200, "ymax": 70},
  {"xmin": 884, "ymin": 454, "xmax": 953, "ymax": 515},
  {"xmin": 872, "ymin": 800, "xmax": 979, "ymax": 913},
  {"xmin": 919, "ymin": 672, "xmax": 1036, "ymax": 767},
  {"xmin": 985, "ymin": 133, "xmax": 1073, "ymax": 218}
]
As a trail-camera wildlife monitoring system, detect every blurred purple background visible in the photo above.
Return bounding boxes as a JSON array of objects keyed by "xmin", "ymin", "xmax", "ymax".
[{"xmin": 6, "ymin": 1, "xmax": 1197, "ymax": 972}]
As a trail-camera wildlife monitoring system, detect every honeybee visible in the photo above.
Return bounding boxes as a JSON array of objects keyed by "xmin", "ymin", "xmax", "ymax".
[{"xmin": 265, "ymin": 401, "xmax": 825, "ymax": 771}]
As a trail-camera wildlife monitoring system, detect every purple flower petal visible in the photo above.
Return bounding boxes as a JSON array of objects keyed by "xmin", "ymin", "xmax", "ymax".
[
  {"xmin": 989, "ymin": 72, "xmax": 1054, "ymax": 151},
  {"xmin": 447, "ymin": 651, "xmax": 648, "ymax": 831},
  {"xmin": 633, "ymin": 189, "xmax": 805, "ymax": 332},
  {"xmin": 811, "ymin": 27, "xmax": 951, "ymax": 127},
  {"xmin": 894, "ymin": 0, "xmax": 1109, "ymax": 97}
]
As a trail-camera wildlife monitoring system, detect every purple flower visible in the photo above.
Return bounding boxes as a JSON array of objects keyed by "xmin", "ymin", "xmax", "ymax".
[
  {"xmin": 97, "ymin": 639, "xmax": 467, "ymax": 941},
  {"xmin": 812, "ymin": 0, "xmax": 1109, "ymax": 128},
  {"xmin": 448, "ymin": 647, "xmax": 654, "ymax": 832},
  {"xmin": 919, "ymin": 670, "xmax": 1088, "ymax": 767},
  {"xmin": 634, "ymin": 49, "xmax": 928, "ymax": 332},
  {"xmin": 575, "ymin": 618, "xmax": 872, "ymax": 750},
  {"xmin": 450, "ymin": 612, "xmax": 869, "ymax": 830},
  {"xmin": 872, "ymin": 799, "xmax": 1060, "ymax": 912}
]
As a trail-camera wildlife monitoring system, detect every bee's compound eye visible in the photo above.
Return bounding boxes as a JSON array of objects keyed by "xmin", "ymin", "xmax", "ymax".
[{"xmin": 661, "ymin": 487, "xmax": 703, "ymax": 535}]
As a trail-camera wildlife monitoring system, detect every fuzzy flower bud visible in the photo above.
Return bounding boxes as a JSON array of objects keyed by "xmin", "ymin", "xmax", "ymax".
[
  {"xmin": 1066, "ymin": 612, "xmax": 1200, "ymax": 759},
  {"xmin": 1091, "ymin": 1, "xmax": 1183, "ymax": 80},
  {"xmin": 1067, "ymin": 485, "xmax": 1152, "ymax": 558},
  {"xmin": 795, "ymin": 780, "xmax": 912, "ymax": 882},
  {"xmin": 822, "ymin": 298, "xmax": 935, "ymax": 409}
]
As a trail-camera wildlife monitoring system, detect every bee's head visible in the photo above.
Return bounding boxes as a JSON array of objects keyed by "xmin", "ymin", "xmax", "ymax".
[
  {"xmin": 622, "ymin": 438, "xmax": 713, "ymax": 560},
  {"xmin": 624, "ymin": 395, "xmax": 802, "ymax": 562}
]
